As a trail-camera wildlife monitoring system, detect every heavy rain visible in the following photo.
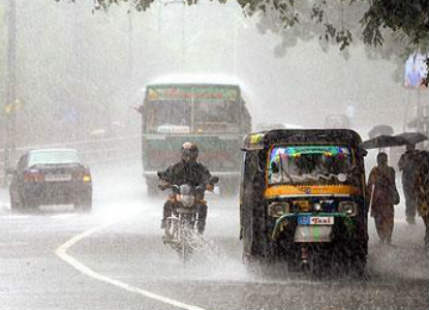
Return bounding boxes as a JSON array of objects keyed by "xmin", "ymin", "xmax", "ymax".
[{"xmin": 0, "ymin": 1, "xmax": 428, "ymax": 310}]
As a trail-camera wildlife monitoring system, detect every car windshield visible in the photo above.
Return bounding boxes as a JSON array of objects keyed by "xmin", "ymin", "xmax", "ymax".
[
  {"xmin": 28, "ymin": 150, "xmax": 80, "ymax": 166},
  {"xmin": 268, "ymin": 145, "xmax": 354, "ymax": 185}
]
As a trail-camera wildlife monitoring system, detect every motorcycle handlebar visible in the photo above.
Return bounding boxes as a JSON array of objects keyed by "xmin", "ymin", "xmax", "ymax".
[
  {"xmin": 157, "ymin": 181, "xmax": 217, "ymax": 193},
  {"xmin": 157, "ymin": 170, "xmax": 218, "ymax": 192}
]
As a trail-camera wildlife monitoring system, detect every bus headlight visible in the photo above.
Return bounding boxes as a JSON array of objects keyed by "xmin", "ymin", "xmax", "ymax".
[
  {"xmin": 338, "ymin": 201, "xmax": 358, "ymax": 216},
  {"xmin": 268, "ymin": 202, "xmax": 290, "ymax": 217}
]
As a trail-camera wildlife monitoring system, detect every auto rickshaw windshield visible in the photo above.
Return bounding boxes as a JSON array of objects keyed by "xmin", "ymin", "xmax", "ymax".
[{"xmin": 268, "ymin": 145, "xmax": 354, "ymax": 185}]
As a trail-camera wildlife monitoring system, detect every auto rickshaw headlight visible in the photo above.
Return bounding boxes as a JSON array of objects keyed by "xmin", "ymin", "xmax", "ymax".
[
  {"xmin": 313, "ymin": 203, "xmax": 322, "ymax": 212},
  {"xmin": 338, "ymin": 201, "xmax": 358, "ymax": 216},
  {"xmin": 294, "ymin": 200, "xmax": 311, "ymax": 212},
  {"xmin": 268, "ymin": 202, "xmax": 290, "ymax": 217}
]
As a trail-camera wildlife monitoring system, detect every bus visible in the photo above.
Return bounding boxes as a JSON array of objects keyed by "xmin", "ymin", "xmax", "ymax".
[{"xmin": 137, "ymin": 81, "xmax": 252, "ymax": 195}]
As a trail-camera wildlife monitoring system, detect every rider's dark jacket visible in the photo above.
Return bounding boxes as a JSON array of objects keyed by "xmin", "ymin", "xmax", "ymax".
[{"xmin": 160, "ymin": 160, "xmax": 211, "ymax": 187}]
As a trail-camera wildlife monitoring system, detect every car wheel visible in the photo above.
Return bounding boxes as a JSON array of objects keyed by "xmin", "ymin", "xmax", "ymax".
[
  {"xmin": 75, "ymin": 197, "xmax": 92, "ymax": 212},
  {"xmin": 21, "ymin": 196, "xmax": 38, "ymax": 211},
  {"xmin": 10, "ymin": 192, "xmax": 23, "ymax": 212}
]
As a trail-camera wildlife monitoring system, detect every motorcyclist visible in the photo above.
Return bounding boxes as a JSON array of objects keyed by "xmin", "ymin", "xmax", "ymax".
[{"xmin": 159, "ymin": 142, "xmax": 213, "ymax": 234}]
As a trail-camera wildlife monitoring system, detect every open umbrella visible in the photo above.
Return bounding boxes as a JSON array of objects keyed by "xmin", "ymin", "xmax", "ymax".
[
  {"xmin": 394, "ymin": 132, "xmax": 428, "ymax": 145},
  {"xmin": 361, "ymin": 135, "xmax": 409, "ymax": 149},
  {"xmin": 368, "ymin": 124, "xmax": 394, "ymax": 139}
]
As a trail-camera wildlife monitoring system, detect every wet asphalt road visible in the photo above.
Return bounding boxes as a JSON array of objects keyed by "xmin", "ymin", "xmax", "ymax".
[{"xmin": 0, "ymin": 161, "xmax": 428, "ymax": 310}]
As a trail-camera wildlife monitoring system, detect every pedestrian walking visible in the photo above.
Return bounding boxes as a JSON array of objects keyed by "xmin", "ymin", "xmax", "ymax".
[
  {"xmin": 414, "ymin": 150, "xmax": 429, "ymax": 255},
  {"xmin": 368, "ymin": 152, "xmax": 400, "ymax": 244},
  {"xmin": 398, "ymin": 144, "xmax": 420, "ymax": 224}
]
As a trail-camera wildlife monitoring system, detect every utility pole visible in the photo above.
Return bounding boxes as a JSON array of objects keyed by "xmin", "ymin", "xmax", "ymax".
[
  {"xmin": 3, "ymin": 0, "xmax": 16, "ymax": 186},
  {"xmin": 128, "ymin": 7, "xmax": 134, "ymax": 80}
]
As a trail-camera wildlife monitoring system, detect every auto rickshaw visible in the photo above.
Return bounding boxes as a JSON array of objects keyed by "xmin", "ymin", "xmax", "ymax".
[{"xmin": 239, "ymin": 129, "xmax": 368, "ymax": 273}]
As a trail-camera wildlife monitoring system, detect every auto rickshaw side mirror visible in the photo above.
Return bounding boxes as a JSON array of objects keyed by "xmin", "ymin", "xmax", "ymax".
[
  {"xmin": 271, "ymin": 161, "xmax": 279, "ymax": 173},
  {"xmin": 210, "ymin": 176, "xmax": 219, "ymax": 184},
  {"xmin": 358, "ymin": 147, "xmax": 368, "ymax": 157}
]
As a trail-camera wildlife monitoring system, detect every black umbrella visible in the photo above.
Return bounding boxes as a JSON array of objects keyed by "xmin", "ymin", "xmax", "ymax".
[
  {"xmin": 368, "ymin": 125, "xmax": 394, "ymax": 139},
  {"xmin": 394, "ymin": 132, "xmax": 428, "ymax": 145},
  {"xmin": 361, "ymin": 135, "xmax": 409, "ymax": 149}
]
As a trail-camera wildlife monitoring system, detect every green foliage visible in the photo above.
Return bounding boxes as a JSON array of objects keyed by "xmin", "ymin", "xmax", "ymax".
[
  {"xmin": 361, "ymin": 1, "xmax": 429, "ymax": 46},
  {"xmin": 55, "ymin": 0, "xmax": 429, "ymax": 62},
  {"xmin": 55, "ymin": 0, "xmax": 156, "ymax": 12}
]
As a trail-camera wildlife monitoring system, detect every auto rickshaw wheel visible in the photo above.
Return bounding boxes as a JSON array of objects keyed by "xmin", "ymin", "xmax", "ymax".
[
  {"xmin": 242, "ymin": 252, "xmax": 269, "ymax": 274},
  {"xmin": 348, "ymin": 253, "xmax": 367, "ymax": 278},
  {"xmin": 301, "ymin": 245, "xmax": 331, "ymax": 278},
  {"xmin": 330, "ymin": 241, "xmax": 367, "ymax": 277}
]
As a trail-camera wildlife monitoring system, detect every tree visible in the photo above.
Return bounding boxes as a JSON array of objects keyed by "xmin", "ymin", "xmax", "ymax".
[
  {"xmin": 57, "ymin": 0, "xmax": 429, "ymax": 80},
  {"xmin": 71, "ymin": 0, "xmax": 429, "ymax": 47}
]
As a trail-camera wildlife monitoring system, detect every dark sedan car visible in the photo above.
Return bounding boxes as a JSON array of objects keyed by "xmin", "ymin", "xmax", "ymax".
[{"xmin": 9, "ymin": 148, "xmax": 92, "ymax": 212}]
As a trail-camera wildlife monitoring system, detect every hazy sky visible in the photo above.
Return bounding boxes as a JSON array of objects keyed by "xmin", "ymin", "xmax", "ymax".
[{"xmin": 1, "ymin": 0, "xmax": 422, "ymax": 144}]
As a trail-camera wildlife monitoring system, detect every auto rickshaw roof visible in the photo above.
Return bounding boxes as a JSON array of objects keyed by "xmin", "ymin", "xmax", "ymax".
[{"xmin": 242, "ymin": 129, "xmax": 363, "ymax": 151}]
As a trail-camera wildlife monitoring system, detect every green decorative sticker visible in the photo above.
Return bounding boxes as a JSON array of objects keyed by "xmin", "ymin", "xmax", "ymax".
[{"xmin": 147, "ymin": 85, "xmax": 238, "ymax": 101}]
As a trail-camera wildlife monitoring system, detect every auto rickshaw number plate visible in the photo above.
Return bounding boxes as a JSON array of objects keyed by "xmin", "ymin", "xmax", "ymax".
[{"xmin": 298, "ymin": 216, "xmax": 334, "ymax": 225}]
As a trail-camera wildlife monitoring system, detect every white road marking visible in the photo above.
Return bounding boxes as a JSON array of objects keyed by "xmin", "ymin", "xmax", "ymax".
[{"xmin": 55, "ymin": 213, "xmax": 207, "ymax": 310}]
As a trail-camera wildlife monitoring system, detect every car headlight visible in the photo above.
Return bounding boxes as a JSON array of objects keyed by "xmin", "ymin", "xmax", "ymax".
[
  {"xmin": 180, "ymin": 195, "xmax": 195, "ymax": 207},
  {"xmin": 338, "ymin": 201, "xmax": 358, "ymax": 216},
  {"xmin": 268, "ymin": 202, "xmax": 290, "ymax": 217}
]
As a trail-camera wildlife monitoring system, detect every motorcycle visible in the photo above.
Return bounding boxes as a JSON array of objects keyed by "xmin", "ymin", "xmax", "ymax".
[{"xmin": 157, "ymin": 172, "xmax": 219, "ymax": 263}]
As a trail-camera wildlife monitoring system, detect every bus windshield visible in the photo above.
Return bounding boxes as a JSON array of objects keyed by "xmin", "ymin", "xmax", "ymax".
[
  {"xmin": 146, "ymin": 100, "xmax": 191, "ymax": 133},
  {"xmin": 144, "ymin": 85, "xmax": 245, "ymax": 134},
  {"xmin": 194, "ymin": 99, "xmax": 238, "ymax": 123},
  {"xmin": 268, "ymin": 145, "xmax": 354, "ymax": 185},
  {"xmin": 193, "ymin": 99, "xmax": 240, "ymax": 133}
]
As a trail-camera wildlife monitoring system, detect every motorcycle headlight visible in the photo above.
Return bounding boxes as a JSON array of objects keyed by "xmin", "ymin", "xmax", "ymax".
[
  {"xmin": 338, "ymin": 201, "xmax": 358, "ymax": 216},
  {"xmin": 180, "ymin": 194, "xmax": 195, "ymax": 207},
  {"xmin": 268, "ymin": 202, "xmax": 290, "ymax": 217}
]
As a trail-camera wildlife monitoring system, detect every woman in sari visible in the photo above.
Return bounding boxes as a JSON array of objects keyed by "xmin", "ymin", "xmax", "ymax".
[{"xmin": 367, "ymin": 152, "xmax": 399, "ymax": 244}]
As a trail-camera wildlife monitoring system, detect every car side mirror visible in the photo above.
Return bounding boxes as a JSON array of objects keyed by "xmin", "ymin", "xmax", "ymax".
[{"xmin": 271, "ymin": 161, "xmax": 279, "ymax": 173}]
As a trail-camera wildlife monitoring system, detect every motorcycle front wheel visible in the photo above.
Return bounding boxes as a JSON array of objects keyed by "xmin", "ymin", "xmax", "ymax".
[{"xmin": 179, "ymin": 221, "xmax": 194, "ymax": 264}]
